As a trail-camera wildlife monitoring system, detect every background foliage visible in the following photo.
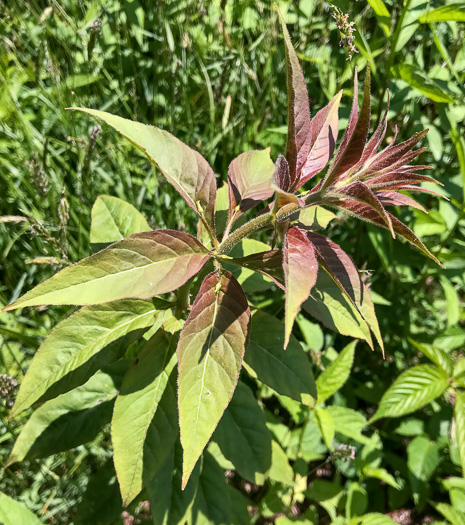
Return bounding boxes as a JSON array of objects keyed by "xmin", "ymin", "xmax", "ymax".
[{"xmin": 0, "ymin": 0, "xmax": 464, "ymax": 523}]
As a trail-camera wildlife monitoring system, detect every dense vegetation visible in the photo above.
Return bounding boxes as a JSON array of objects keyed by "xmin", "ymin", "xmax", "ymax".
[{"xmin": 1, "ymin": 1, "xmax": 464, "ymax": 524}]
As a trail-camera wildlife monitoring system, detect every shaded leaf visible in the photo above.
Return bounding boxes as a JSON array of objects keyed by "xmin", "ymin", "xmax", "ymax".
[
  {"xmin": 371, "ymin": 365, "xmax": 449, "ymax": 422},
  {"xmin": 283, "ymin": 227, "xmax": 318, "ymax": 347},
  {"xmin": 70, "ymin": 108, "xmax": 217, "ymax": 231},
  {"xmin": 244, "ymin": 310, "xmax": 317, "ymax": 405},
  {"xmin": 214, "ymin": 381, "xmax": 272, "ymax": 484},
  {"xmin": 178, "ymin": 271, "xmax": 250, "ymax": 488},
  {"xmin": 3, "ymin": 231, "xmax": 211, "ymax": 311},
  {"xmin": 10, "ymin": 299, "xmax": 167, "ymax": 418},
  {"xmin": 316, "ymin": 341, "xmax": 356, "ymax": 403}
]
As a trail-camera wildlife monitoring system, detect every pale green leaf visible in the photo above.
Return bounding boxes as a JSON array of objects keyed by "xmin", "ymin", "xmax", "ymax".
[
  {"xmin": 10, "ymin": 299, "xmax": 167, "ymax": 417},
  {"xmin": 243, "ymin": 310, "xmax": 317, "ymax": 405},
  {"xmin": 367, "ymin": 0, "xmax": 391, "ymax": 36},
  {"xmin": 315, "ymin": 408, "xmax": 335, "ymax": 449},
  {"xmin": 433, "ymin": 503, "xmax": 465, "ymax": 525},
  {"xmin": 214, "ymin": 381, "xmax": 272, "ymax": 485},
  {"xmin": 440, "ymin": 275, "xmax": 461, "ymax": 327},
  {"xmin": 419, "ymin": 5, "xmax": 465, "ymax": 23},
  {"xmin": 6, "ymin": 364, "xmax": 126, "ymax": 466},
  {"xmin": 362, "ymin": 467, "xmax": 400, "ymax": 490},
  {"xmin": 178, "ymin": 271, "xmax": 250, "ymax": 488},
  {"xmin": 454, "ymin": 390, "xmax": 465, "ymax": 476},
  {"xmin": 297, "ymin": 205, "xmax": 337, "ymax": 231},
  {"xmin": 268, "ymin": 440, "xmax": 294, "ymax": 485},
  {"xmin": 316, "ymin": 341, "xmax": 356, "ymax": 404},
  {"xmin": 325, "ymin": 406, "xmax": 371, "ymax": 446},
  {"xmin": 70, "ymin": 108, "xmax": 217, "ymax": 230},
  {"xmin": 350, "ymin": 513, "xmax": 396, "ymax": 525},
  {"xmin": 112, "ymin": 329, "xmax": 179, "ymax": 506},
  {"xmin": 4, "ymin": 230, "xmax": 210, "ymax": 310},
  {"xmin": 407, "ymin": 436, "xmax": 440, "ymax": 482},
  {"xmin": 371, "ymin": 365, "xmax": 449, "ymax": 422},
  {"xmin": 0, "ymin": 492, "xmax": 42, "ymax": 525},
  {"xmin": 409, "ymin": 339, "xmax": 453, "ymax": 376},
  {"xmin": 90, "ymin": 195, "xmax": 150, "ymax": 245}
]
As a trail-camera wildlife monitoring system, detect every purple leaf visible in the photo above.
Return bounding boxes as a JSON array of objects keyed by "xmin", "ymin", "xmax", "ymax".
[{"xmin": 377, "ymin": 191, "xmax": 427, "ymax": 213}]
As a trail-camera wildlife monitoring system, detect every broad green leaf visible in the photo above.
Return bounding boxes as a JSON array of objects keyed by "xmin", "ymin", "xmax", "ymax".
[
  {"xmin": 0, "ymin": 492, "xmax": 42, "ymax": 525},
  {"xmin": 178, "ymin": 271, "xmax": 250, "ymax": 488},
  {"xmin": 325, "ymin": 406, "xmax": 371, "ymax": 446},
  {"xmin": 297, "ymin": 206, "xmax": 337, "ymax": 231},
  {"xmin": 6, "ymin": 364, "xmax": 127, "ymax": 466},
  {"xmin": 112, "ymin": 329, "xmax": 179, "ymax": 506},
  {"xmin": 316, "ymin": 341, "xmax": 356, "ymax": 404},
  {"xmin": 90, "ymin": 195, "xmax": 150, "ymax": 245},
  {"xmin": 454, "ymin": 390, "xmax": 465, "ymax": 476},
  {"xmin": 409, "ymin": 339, "xmax": 453, "ymax": 376},
  {"xmin": 367, "ymin": 0, "xmax": 391, "ymax": 36},
  {"xmin": 227, "ymin": 486, "xmax": 250, "ymax": 525},
  {"xmin": 433, "ymin": 503, "xmax": 465, "ymax": 525},
  {"xmin": 303, "ymin": 270, "xmax": 373, "ymax": 349},
  {"xmin": 350, "ymin": 513, "xmax": 396, "ymax": 525},
  {"xmin": 276, "ymin": 5, "xmax": 311, "ymax": 187},
  {"xmin": 268, "ymin": 440, "xmax": 294, "ymax": 485},
  {"xmin": 296, "ymin": 315, "xmax": 324, "ymax": 352},
  {"xmin": 10, "ymin": 299, "xmax": 167, "ymax": 418},
  {"xmin": 371, "ymin": 365, "xmax": 449, "ymax": 422},
  {"xmin": 284, "ymin": 227, "xmax": 318, "ymax": 347},
  {"xmin": 419, "ymin": 5, "xmax": 465, "ymax": 23},
  {"xmin": 70, "ymin": 108, "xmax": 217, "ymax": 231},
  {"xmin": 407, "ymin": 436, "xmax": 440, "ymax": 482},
  {"xmin": 214, "ymin": 381, "xmax": 272, "ymax": 484},
  {"xmin": 391, "ymin": 63, "xmax": 455, "ymax": 103},
  {"xmin": 440, "ymin": 275, "xmax": 461, "ymax": 327},
  {"xmin": 243, "ymin": 310, "xmax": 317, "ymax": 405},
  {"xmin": 362, "ymin": 467, "xmax": 400, "ymax": 490},
  {"xmin": 4, "ymin": 230, "xmax": 210, "ymax": 311},
  {"xmin": 227, "ymin": 149, "xmax": 275, "ymax": 223},
  {"xmin": 147, "ymin": 441, "xmax": 200, "ymax": 525},
  {"xmin": 346, "ymin": 482, "xmax": 368, "ymax": 519},
  {"xmin": 315, "ymin": 408, "xmax": 335, "ymax": 449},
  {"xmin": 189, "ymin": 452, "xmax": 231, "ymax": 525}
]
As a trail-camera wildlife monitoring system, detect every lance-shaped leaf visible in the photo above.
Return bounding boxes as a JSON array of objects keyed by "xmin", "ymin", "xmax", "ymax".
[
  {"xmin": 6, "ymin": 364, "xmax": 127, "ymax": 466},
  {"xmin": 273, "ymin": 154, "xmax": 290, "ymax": 192},
  {"xmin": 299, "ymin": 91, "xmax": 342, "ymax": 187},
  {"xmin": 377, "ymin": 191, "xmax": 427, "ymax": 213},
  {"xmin": 90, "ymin": 195, "xmax": 150, "ymax": 247},
  {"xmin": 177, "ymin": 271, "xmax": 250, "ymax": 488},
  {"xmin": 316, "ymin": 341, "xmax": 356, "ymax": 404},
  {"xmin": 10, "ymin": 299, "xmax": 168, "ymax": 418},
  {"xmin": 214, "ymin": 381, "xmax": 272, "ymax": 484},
  {"xmin": 454, "ymin": 390, "xmax": 465, "ymax": 476},
  {"xmin": 0, "ymin": 492, "xmax": 42, "ymax": 525},
  {"xmin": 333, "ymin": 200, "xmax": 443, "ymax": 266},
  {"xmin": 70, "ymin": 108, "xmax": 217, "ymax": 231},
  {"xmin": 112, "ymin": 329, "xmax": 179, "ymax": 506},
  {"xmin": 365, "ymin": 172, "xmax": 439, "ymax": 192},
  {"xmin": 332, "ymin": 181, "xmax": 394, "ymax": 237},
  {"xmin": 283, "ymin": 227, "xmax": 318, "ymax": 348},
  {"xmin": 227, "ymin": 149, "xmax": 275, "ymax": 224},
  {"xmin": 276, "ymin": 5, "xmax": 311, "ymax": 187},
  {"xmin": 225, "ymin": 249, "xmax": 284, "ymax": 289},
  {"xmin": 3, "ymin": 230, "xmax": 210, "ymax": 311},
  {"xmin": 322, "ymin": 67, "xmax": 371, "ymax": 190}
]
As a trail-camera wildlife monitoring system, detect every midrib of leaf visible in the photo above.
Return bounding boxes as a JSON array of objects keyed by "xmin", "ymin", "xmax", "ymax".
[
  {"xmin": 103, "ymin": 200, "xmax": 124, "ymax": 237},
  {"xmin": 189, "ymin": 291, "xmax": 221, "ymax": 456},
  {"xmin": 248, "ymin": 337, "xmax": 310, "ymax": 393},
  {"xmin": 17, "ymin": 307, "xmax": 160, "ymax": 412}
]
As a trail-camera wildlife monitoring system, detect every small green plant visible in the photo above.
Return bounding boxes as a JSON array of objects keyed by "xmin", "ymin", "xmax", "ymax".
[{"xmin": 4, "ymin": 5, "xmax": 462, "ymax": 524}]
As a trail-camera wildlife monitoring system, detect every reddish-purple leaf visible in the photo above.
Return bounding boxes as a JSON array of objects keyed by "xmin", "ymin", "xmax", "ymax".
[
  {"xmin": 273, "ymin": 154, "xmax": 291, "ymax": 192},
  {"xmin": 227, "ymin": 149, "xmax": 275, "ymax": 224},
  {"xmin": 227, "ymin": 249, "xmax": 285, "ymax": 289},
  {"xmin": 366, "ymin": 172, "xmax": 440, "ymax": 191},
  {"xmin": 178, "ymin": 271, "xmax": 251, "ymax": 488},
  {"xmin": 391, "ymin": 185, "xmax": 447, "ymax": 199},
  {"xmin": 358, "ymin": 93, "xmax": 390, "ymax": 166},
  {"xmin": 276, "ymin": 6, "xmax": 312, "ymax": 186},
  {"xmin": 297, "ymin": 91, "xmax": 342, "ymax": 188},
  {"xmin": 321, "ymin": 67, "xmax": 371, "ymax": 190},
  {"xmin": 334, "ymin": 200, "xmax": 443, "ymax": 266},
  {"xmin": 332, "ymin": 181, "xmax": 394, "ymax": 237},
  {"xmin": 3, "ymin": 230, "xmax": 211, "ymax": 311},
  {"xmin": 283, "ymin": 227, "xmax": 318, "ymax": 348},
  {"xmin": 377, "ymin": 191, "xmax": 427, "ymax": 213}
]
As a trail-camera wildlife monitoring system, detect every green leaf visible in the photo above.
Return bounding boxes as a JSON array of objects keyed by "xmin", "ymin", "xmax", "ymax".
[
  {"xmin": 243, "ymin": 310, "xmax": 317, "ymax": 405},
  {"xmin": 303, "ymin": 270, "xmax": 374, "ymax": 349},
  {"xmin": 440, "ymin": 275, "xmax": 461, "ymax": 327},
  {"xmin": 90, "ymin": 195, "xmax": 150, "ymax": 245},
  {"xmin": 227, "ymin": 149, "xmax": 275, "ymax": 223},
  {"xmin": 325, "ymin": 406, "xmax": 371, "ymax": 446},
  {"xmin": 350, "ymin": 513, "xmax": 396, "ymax": 525},
  {"xmin": 346, "ymin": 482, "xmax": 368, "ymax": 519},
  {"xmin": 178, "ymin": 271, "xmax": 250, "ymax": 488},
  {"xmin": 367, "ymin": 0, "xmax": 391, "ymax": 36},
  {"xmin": 454, "ymin": 390, "xmax": 465, "ymax": 476},
  {"xmin": 70, "ymin": 108, "xmax": 217, "ymax": 231},
  {"xmin": 268, "ymin": 440, "xmax": 294, "ymax": 485},
  {"xmin": 419, "ymin": 5, "xmax": 465, "ymax": 23},
  {"xmin": 4, "ymin": 230, "xmax": 210, "ymax": 311},
  {"xmin": 407, "ymin": 436, "xmax": 440, "ymax": 482},
  {"xmin": 189, "ymin": 452, "xmax": 231, "ymax": 525},
  {"xmin": 147, "ymin": 440, "xmax": 200, "ymax": 525},
  {"xmin": 316, "ymin": 341, "xmax": 356, "ymax": 404},
  {"xmin": 10, "ymin": 299, "xmax": 166, "ymax": 418},
  {"xmin": 315, "ymin": 408, "xmax": 335, "ymax": 449},
  {"xmin": 391, "ymin": 63, "xmax": 455, "ymax": 103},
  {"xmin": 214, "ymin": 381, "xmax": 272, "ymax": 484},
  {"xmin": 284, "ymin": 227, "xmax": 319, "ymax": 347},
  {"xmin": 227, "ymin": 486, "xmax": 250, "ymax": 525},
  {"xmin": 112, "ymin": 329, "xmax": 179, "ymax": 506},
  {"xmin": 297, "ymin": 205, "xmax": 337, "ymax": 231},
  {"xmin": 6, "ymin": 364, "xmax": 126, "ymax": 466},
  {"xmin": 0, "ymin": 492, "xmax": 42, "ymax": 525},
  {"xmin": 362, "ymin": 467, "xmax": 400, "ymax": 490},
  {"xmin": 433, "ymin": 503, "xmax": 465, "ymax": 525},
  {"xmin": 409, "ymin": 339, "xmax": 453, "ymax": 376},
  {"xmin": 371, "ymin": 365, "xmax": 449, "ymax": 422}
]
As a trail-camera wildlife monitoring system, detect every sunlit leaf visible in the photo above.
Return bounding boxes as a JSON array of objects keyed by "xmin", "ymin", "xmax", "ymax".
[
  {"xmin": 315, "ymin": 408, "xmax": 335, "ymax": 449},
  {"xmin": 454, "ymin": 390, "xmax": 465, "ymax": 476},
  {"xmin": 3, "ymin": 231, "xmax": 211, "ymax": 311},
  {"xmin": 419, "ymin": 5, "xmax": 465, "ymax": 23},
  {"xmin": 0, "ymin": 492, "xmax": 42, "ymax": 525},
  {"xmin": 178, "ymin": 271, "xmax": 250, "ymax": 488},
  {"xmin": 316, "ymin": 341, "xmax": 356, "ymax": 403}
]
